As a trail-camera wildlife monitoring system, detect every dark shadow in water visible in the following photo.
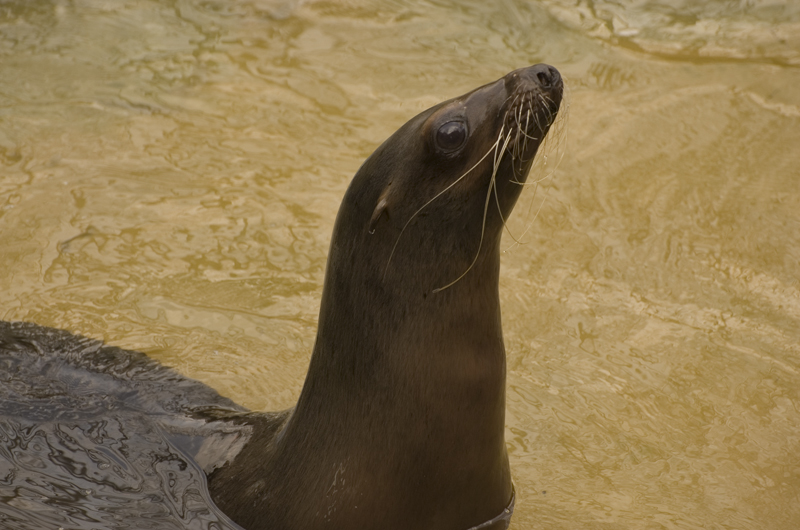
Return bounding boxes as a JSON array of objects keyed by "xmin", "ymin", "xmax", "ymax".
[{"xmin": 0, "ymin": 321, "xmax": 247, "ymax": 530}]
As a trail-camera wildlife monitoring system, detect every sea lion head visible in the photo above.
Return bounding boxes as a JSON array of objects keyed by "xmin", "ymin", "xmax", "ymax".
[{"xmin": 330, "ymin": 64, "xmax": 564, "ymax": 295}]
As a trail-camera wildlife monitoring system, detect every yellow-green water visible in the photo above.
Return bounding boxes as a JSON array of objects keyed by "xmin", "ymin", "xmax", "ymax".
[{"xmin": 2, "ymin": 1, "xmax": 799, "ymax": 528}]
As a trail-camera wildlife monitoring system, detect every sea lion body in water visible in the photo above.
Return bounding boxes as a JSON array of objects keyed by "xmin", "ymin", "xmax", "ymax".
[{"xmin": 0, "ymin": 64, "xmax": 563, "ymax": 530}]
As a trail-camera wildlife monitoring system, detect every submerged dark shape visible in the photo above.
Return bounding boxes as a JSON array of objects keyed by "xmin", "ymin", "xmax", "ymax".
[
  {"xmin": 0, "ymin": 64, "xmax": 563, "ymax": 530},
  {"xmin": 0, "ymin": 322, "xmax": 247, "ymax": 530}
]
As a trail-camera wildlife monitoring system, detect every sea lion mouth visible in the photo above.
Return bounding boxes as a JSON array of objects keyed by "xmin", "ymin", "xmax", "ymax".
[{"xmin": 501, "ymin": 64, "xmax": 563, "ymax": 166}]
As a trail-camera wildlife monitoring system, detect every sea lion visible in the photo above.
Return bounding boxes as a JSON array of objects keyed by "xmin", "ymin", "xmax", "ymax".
[{"xmin": 0, "ymin": 64, "xmax": 563, "ymax": 530}]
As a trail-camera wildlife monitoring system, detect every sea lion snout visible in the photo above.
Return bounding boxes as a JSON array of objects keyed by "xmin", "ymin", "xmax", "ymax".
[{"xmin": 506, "ymin": 63, "xmax": 562, "ymax": 91}]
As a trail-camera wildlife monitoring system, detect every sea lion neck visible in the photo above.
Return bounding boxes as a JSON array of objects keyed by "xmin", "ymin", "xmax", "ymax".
[
  {"xmin": 304, "ymin": 232, "xmax": 505, "ymax": 400},
  {"xmin": 280, "ymin": 239, "xmax": 511, "ymax": 529},
  {"xmin": 272, "ymin": 174, "xmax": 511, "ymax": 528}
]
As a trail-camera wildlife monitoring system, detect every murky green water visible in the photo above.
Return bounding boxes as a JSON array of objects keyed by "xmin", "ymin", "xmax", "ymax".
[{"xmin": 2, "ymin": 1, "xmax": 799, "ymax": 528}]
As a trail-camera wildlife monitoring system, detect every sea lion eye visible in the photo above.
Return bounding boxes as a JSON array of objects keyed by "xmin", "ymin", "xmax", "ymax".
[{"xmin": 435, "ymin": 121, "xmax": 467, "ymax": 152}]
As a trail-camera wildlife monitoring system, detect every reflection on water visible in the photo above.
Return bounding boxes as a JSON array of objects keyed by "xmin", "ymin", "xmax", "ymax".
[
  {"xmin": 540, "ymin": 0, "xmax": 800, "ymax": 65},
  {"xmin": 1, "ymin": 0, "xmax": 799, "ymax": 529}
]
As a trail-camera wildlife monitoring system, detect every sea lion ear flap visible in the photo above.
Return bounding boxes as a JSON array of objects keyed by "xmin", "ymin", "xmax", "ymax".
[{"xmin": 368, "ymin": 182, "xmax": 392, "ymax": 234}]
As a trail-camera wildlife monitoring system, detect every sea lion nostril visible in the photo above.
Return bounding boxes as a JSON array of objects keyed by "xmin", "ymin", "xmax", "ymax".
[
  {"xmin": 509, "ymin": 64, "xmax": 561, "ymax": 91},
  {"xmin": 536, "ymin": 71, "xmax": 551, "ymax": 87},
  {"xmin": 530, "ymin": 63, "xmax": 559, "ymax": 88}
]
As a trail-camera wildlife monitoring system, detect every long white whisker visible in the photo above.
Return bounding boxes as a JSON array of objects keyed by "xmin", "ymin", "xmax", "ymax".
[
  {"xmin": 504, "ymin": 80, "xmax": 571, "ymax": 251},
  {"xmin": 433, "ymin": 130, "xmax": 514, "ymax": 293},
  {"xmin": 504, "ymin": 183, "xmax": 550, "ymax": 252},
  {"xmin": 492, "ymin": 131, "xmax": 526, "ymax": 245},
  {"xmin": 383, "ymin": 134, "xmax": 505, "ymax": 280}
]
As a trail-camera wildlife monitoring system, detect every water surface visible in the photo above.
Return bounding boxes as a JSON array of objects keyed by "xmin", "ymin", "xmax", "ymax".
[{"xmin": 1, "ymin": 1, "xmax": 799, "ymax": 528}]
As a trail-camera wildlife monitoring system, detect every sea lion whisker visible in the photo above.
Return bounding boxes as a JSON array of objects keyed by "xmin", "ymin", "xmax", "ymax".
[
  {"xmin": 540, "ymin": 93, "xmax": 557, "ymax": 126},
  {"xmin": 519, "ymin": 128, "xmax": 537, "ymax": 142},
  {"xmin": 533, "ymin": 103, "xmax": 544, "ymax": 131},
  {"xmin": 522, "ymin": 108, "xmax": 531, "ymax": 153},
  {"xmin": 505, "ymin": 96, "xmax": 571, "ymax": 250},
  {"xmin": 383, "ymin": 134, "xmax": 505, "ymax": 280},
  {"xmin": 507, "ymin": 106, "xmax": 537, "ymax": 184},
  {"xmin": 508, "ymin": 93, "xmax": 520, "ymax": 109},
  {"xmin": 503, "ymin": 95, "xmax": 520, "ymax": 124},
  {"xmin": 493, "ymin": 126, "xmax": 506, "ymax": 164},
  {"xmin": 506, "ymin": 152, "xmax": 561, "ymax": 248},
  {"xmin": 492, "ymin": 134, "xmax": 527, "ymax": 246},
  {"xmin": 507, "ymin": 120, "xmax": 517, "ymax": 156},
  {"xmin": 495, "ymin": 124, "xmax": 545, "ymax": 246},
  {"xmin": 495, "ymin": 128, "xmax": 514, "ymax": 177},
  {"xmin": 499, "ymin": 93, "xmax": 516, "ymax": 112},
  {"xmin": 506, "ymin": 110, "xmax": 570, "ymax": 250},
  {"xmin": 490, "ymin": 127, "xmax": 526, "ymax": 238},
  {"xmin": 505, "ymin": 181, "xmax": 540, "ymax": 252},
  {"xmin": 539, "ymin": 91, "xmax": 570, "ymax": 178},
  {"xmin": 504, "ymin": 183, "xmax": 551, "ymax": 252},
  {"xmin": 433, "ymin": 130, "xmax": 514, "ymax": 293}
]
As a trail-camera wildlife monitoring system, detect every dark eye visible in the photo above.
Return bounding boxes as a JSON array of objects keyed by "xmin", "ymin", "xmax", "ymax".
[{"xmin": 435, "ymin": 121, "xmax": 467, "ymax": 152}]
